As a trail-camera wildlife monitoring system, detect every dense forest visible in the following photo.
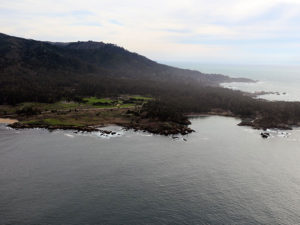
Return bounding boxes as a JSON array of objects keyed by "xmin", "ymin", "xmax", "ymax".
[
  {"xmin": 0, "ymin": 33, "xmax": 251, "ymax": 104},
  {"xmin": 142, "ymin": 86, "xmax": 300, "ymax": 129},
  {"xmin": 1, "ymin": 33, "xmax": 300, "ymax": 130}
]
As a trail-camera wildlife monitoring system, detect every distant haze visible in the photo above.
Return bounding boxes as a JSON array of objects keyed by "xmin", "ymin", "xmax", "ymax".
[{"xmin": 1, "ymin": 0, "xmax": 300, "ymax": 64}]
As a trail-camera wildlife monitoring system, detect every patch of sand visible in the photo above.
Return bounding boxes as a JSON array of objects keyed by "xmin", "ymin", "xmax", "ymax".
[{"xmin": 0, "ymin": 118, "xmax": 18, "ymax": 124}]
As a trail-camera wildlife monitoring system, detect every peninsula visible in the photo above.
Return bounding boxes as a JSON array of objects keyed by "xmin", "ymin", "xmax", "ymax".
[{"xmin": 1, "ymin": 33, "xmax": 300, "ymax": 135}]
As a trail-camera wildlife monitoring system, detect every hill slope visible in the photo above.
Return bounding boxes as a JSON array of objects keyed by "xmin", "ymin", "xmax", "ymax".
[{"xmin": 0, "ymin": 33, "xmax": 251, "ymax": 104}]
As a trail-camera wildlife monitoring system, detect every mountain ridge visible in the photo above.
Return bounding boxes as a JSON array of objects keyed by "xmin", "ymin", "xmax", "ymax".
[{"xmin": 0, "ymin": 33, "xmax": 252, "ymax": 104}]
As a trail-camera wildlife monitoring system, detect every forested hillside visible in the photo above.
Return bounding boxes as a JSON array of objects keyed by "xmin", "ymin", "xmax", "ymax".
[
  {"xmin": 0, "ymin": 33, "xmax": 251, "ymax": 104},
  {"xmin": 2, "ymin": 33, "xmax": 300, "ymax": 131}
]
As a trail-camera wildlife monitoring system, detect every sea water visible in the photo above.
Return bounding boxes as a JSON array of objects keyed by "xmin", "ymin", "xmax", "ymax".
[
  {"xmin": 1, "ymin": 117, "xmax": 300, "ymax": 225},
  {"xmin": 166, "ymin": 63, "xmax": 300, "ymax": 102}
]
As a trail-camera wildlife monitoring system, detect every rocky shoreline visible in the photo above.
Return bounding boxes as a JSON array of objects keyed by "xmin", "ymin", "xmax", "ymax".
[
  {"xmin": 9, "ymin": 122, "xmax": 100, "ymax": 132},
  {"xmin": 6, "ymin": 110, "xmax": 296, "ymax": 137},
  {"xmin": 121, "ymin": 122, "xmax": 194, "ymax": 136},
  {"xmin": 3, "ymin": 106, "xmax": 298, "ymax": 138},
  {"xmin": 245, "ymin": 91, "xmax": 287, "ymax": 98},
  {"xmin": 187, "ymin": 111, "xmax": 298, "ymax": 131},
  {"xmin": 238, "ymin": 118, "xmax": 294, "ymax": 130},
  {"xmin": 8, "ymin": 119, "xmax": 194, "ymax": 136}
]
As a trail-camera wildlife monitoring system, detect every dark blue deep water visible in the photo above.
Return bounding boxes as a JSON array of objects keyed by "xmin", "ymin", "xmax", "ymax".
[{"xmin": 1, "ymin": 116, "xmax": 300, "ymax": 225}]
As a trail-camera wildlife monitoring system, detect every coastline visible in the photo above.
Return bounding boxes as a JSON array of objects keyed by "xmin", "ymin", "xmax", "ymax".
[
  {"xmin": 186, "ymin": 111, "xmax": 295, "ymax": 131},
  {"xmin": 6, "ymin": 107, "xmax": 194, "ymax": 136},
  {"xmin": 7, "ymin": 108, "xmax": 295, "ymax": 137},
  {"xmin": 9, "ymin": 120, "xmax": 194, "ymax": 136},
  {"xmin": 1, "ymin": 87, "xmax": 299, "ymax": 136}
]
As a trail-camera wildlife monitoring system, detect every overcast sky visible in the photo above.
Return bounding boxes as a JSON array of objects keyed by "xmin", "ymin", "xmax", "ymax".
[{"xmin": 1, "ymin": 0, "xmax": 300, "ymax": 64}]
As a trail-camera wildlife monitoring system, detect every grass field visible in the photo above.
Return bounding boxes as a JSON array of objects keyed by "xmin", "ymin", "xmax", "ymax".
[
  {"xmin": 0, "ymin": 95, "xmax": 153, "ymax": 119},
  {"xmin": 83, "ymin": 97, "xmax": 113, "ymax": 105}
]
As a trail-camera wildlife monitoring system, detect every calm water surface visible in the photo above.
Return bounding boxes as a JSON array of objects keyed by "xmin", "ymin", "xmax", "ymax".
[
  {"xmin": 1, "ymin": 116, "xmax": 300, "ymax": 225},
  {"xmin": 165, "ymin": 63, "xmax": 300, "ymax": 102}
]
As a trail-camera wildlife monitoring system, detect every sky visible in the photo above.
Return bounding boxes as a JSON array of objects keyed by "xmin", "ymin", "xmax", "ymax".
[{"xmin": 1, "ymin": 0, "xmax": 300, "ymax": 64}]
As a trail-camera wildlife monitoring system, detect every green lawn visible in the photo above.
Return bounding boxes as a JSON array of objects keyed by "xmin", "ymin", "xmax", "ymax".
[
  {"xmin": 83, "ymin": 97, "xmax": 113, "ymax": 104},
  {"xmin": 82, "ymin": 96, "xmax": 151, "ymax": 108},
  {"xmin": 119, "ymin": 104, "xmax": 135, "ymax": 108},
  {"xmin": 0, "ymin": 95, "xmax": 153, "ymax": 117}
]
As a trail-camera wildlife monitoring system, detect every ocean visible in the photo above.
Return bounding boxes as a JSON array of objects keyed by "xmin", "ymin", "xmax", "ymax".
[
  {"xmin": 166, "ymin": 62, "xmax": 300, "ymax": 102},
  {"xmin": 1, "ymin": 116, "xmax": 300, "ymax": 225}
]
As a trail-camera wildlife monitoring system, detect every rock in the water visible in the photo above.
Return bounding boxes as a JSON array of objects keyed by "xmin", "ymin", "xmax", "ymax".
[{"xmin": 261, "ymin": 132, "xmax": 270, "ymax": 138}]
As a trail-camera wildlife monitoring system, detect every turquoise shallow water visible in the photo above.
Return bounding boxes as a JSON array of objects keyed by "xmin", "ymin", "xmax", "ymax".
[
  {"xmin": 165, "ymin": 62, "xmax": 300, "ymax": 101},
  {"xmin": 1, "ymin": 116, "xmax": 300, "ymax": 225}
]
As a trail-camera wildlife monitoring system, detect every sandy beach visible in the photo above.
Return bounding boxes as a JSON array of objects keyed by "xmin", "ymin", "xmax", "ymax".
[{"xmin": 0, "ymin": 118, "xmax": 18, "ymax": 124}]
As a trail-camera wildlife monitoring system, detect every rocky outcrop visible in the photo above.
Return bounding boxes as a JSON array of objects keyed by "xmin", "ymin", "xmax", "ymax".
[
  {"xmin": 238, "ymin": 118, "xmax": 292, "ymax": 130},
  {"xmin": 9, "ymin": 122, "xmax": 99, "ymax": 132},
  {"xmin": 261, "ymin": 132, "xmax": 270, "ymax": 138}
]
